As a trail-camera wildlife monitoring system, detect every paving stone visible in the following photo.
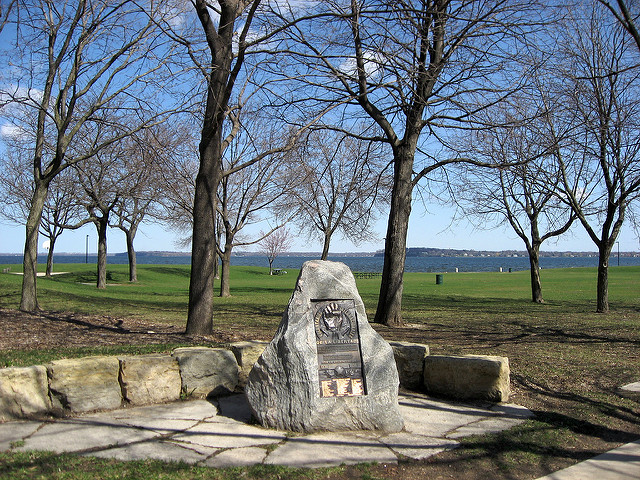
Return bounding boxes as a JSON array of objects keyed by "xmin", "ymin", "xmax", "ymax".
[
  {"xmin": 204, "ymin": 446, "xmax": 268, "ymax": 467},
  {"xmin": 18, "ymin": 417, "xmax": 159, "ymax": 453},
  {"xmin": 2, "ymin": 392, "xmax": 536, "ymax": 470},
  {"xmin": 102, "ymin": 400, "xmax": 218, "ymax": 422},
  {"xmin": 213, "ymin": 394, "xmax": 253, "ymax": 423},
  {"xmin": 265, "ymin": 432, "xmax": 398, "ymax": 468},
  {"xmin": 490, "ymin": 403, "xmax": 535, "ymax": 419},
  {"xmin": 380, "ymin": 431, "xmax": 459, "ymax": 460},
  {"xmin": 0, "ymin": 421, "xmax": 42, "ymax": 451},
  {"xmin": 89, "ymin": 439, "xmax": 215, "ymax": 464},
  {"xmin": 398, "ymin": 394, "xmax": 488, "ymax": 437},
  {"xmin": 448, "ymin": 417, "xmax": 526, "ymax": 439},
  {"xmin": 620, "ymin": 382, "xmax": 640, "ymax": 392},
  {"xmin": 174, "ymin": 421, "xmax": 286, "ymax": 449}
]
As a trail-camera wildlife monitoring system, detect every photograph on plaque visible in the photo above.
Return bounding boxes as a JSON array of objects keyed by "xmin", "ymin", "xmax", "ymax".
[{"xmin": 313, "ymin": 299, "xmax": 366, "ymax": 398}]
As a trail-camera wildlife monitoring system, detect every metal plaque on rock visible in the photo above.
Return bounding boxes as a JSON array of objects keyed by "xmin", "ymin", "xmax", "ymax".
[{"xmin": 313, "ymin": 299, "xmax": 366, "ymax": 397}]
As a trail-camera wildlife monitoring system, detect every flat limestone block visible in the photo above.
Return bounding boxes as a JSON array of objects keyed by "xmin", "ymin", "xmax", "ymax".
[
  {"xmin": 246, "ymin": 260, "xmax": 404, "ymax": 433},
  {"xmin": 0, "ymin": 365, "xmax": 51, "ymax": 421},
  {"xmin": 47, "ymin": 356, "xmax": 122, "ymax": 412},
  {"xmin": 389, "ymin": 341, "xmax": 429, "ymax": 391},
  {"xmin": 424, "ymin": 354, "xmax": 510, "ymax": 402},
  {"xmin": 119, "ymin": 354, "xmax": 181, "ymax": 406},
  {"xmin": 172, "ymin": 347, "xmax": 239, "ymax": 397},
  {"xmin": 229, "ymin": 341, "xmax": 269, "ymax": 388}
]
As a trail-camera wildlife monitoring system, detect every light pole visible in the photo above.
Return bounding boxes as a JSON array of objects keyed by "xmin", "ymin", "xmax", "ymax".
[
  {"xmin": 85, "ymin": 235, "xmax": 89, "ymax": 264},
  {"xmin": 617, "ymin": 241, "xmax": 620, "ymax": 267}
]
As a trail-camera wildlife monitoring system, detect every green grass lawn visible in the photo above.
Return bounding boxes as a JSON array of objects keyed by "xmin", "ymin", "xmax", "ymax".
[{"xmin": 0, "ymin": 263, "xmax": 639, "ymax": 480}]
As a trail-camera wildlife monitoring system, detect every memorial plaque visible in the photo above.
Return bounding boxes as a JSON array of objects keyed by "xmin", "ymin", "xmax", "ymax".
[{"xmin": 313, "ymin": 299, "xmax": 366, "ymax": 397}]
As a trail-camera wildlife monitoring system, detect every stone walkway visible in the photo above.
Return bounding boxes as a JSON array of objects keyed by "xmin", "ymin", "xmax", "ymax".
[{"xmin": 0, "ymin": 392, "xmax": 532, "ymax": 468}]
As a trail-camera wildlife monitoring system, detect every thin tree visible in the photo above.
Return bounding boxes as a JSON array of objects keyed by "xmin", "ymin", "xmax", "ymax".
[
  {"xmin": 284, "ymin": 129, "xmax": 390, "ymax": 260},
  {"xmin": 554, "ymin": 5, "xmax": 640, "ymax": 312},
  {"xmin": 451, "ymin": 89, "xmax": 576, "ymax": 303},
  {"xmin": 0, "ymin": 139, "xmax": 84, "ymax": 276},
  {"xmin": 259, "ymin": 227, "xmax": 293, "ymax": 275},
  {"xmin": 111, "ymin": 129, "xmax": 168, "ymax": 282},
  {"xmin": 164, "ymin": 1, "xmax": 320, "ymax": 333},
  {"xmin": 0, "ymin": 0, "xmax": 176, "ymax": 310},
  {"xmin": 217, "ymin": 106, "xmax": 303, "ymax": 297}
]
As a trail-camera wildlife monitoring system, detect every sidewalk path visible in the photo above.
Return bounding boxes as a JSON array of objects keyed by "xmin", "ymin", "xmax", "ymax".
[
  {"xmin": 0, "ymin": 392, "xmax": 532, "ymax": 468},
  {"xmin": 535, "ymin": 439, "xmax": 640, "ymax": 480}
]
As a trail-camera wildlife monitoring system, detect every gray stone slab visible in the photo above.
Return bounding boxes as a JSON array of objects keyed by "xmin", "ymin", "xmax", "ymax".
[
  {"xmin": 213, "ymin": 394, "xmax": 253, "ymax": 423},
  {"xmin": 490, "ymin": 403, "xmax": 535, "ymax": 419},
  {"xmin": 18, "ymin": 418, "xmax": 159, "ymax": 453},
  {"xmin": 0, "ymin": 392, "xmax": 536, "ymax": 470},
  {"xmin": 621, "ymin": 382, "xmax": 640, "ymax": 392},
  {"xmin": 448, "ymin": 416, "xmax": 527, "ymax": 439},
  {"xmin": 204, "ymin": 446, "xmax": 268, "ymax": 467},
  {"xmin": 0, "ymin": 421, "xmax": 42, "ymax": 451},
  {"xmin": 174, "ymin": 421, "xmax": 286, "ymax": 449},
  {"xmin": 89, "ymin": 439, "xmax": 215, "ymax": 464},
  {"xmin": 107, "ymin": 399, "xmax": 219, "ymax": 421},
  {"xmin": 398, "ymin": 394, "xmax": 490, "ymax": 437},
  {"xmin": 265, "ymin": 432, "xmax": 398, "ymax": 468},
  {"xmin": 535, "ymin": 439, "xmax": 640, "ymax": 480},
  {"xmin": 380, "ymin": 431, "xmax": 459, "ymax": 460}
]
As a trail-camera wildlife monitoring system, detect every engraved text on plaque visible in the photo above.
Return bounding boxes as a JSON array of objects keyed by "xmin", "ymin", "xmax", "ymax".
[{"xmin": 313, "ymin": 299, "xmax": 366, "ymax": 397}]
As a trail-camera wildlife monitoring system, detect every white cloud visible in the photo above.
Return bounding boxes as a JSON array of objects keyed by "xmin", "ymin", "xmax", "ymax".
[
  {"xmin": 338, "ymin": 51, "xmax": 384, "ymax": 78},
  {"xmin": 0, "ymin": 123, "xmax": 29, "ymax": 139}
]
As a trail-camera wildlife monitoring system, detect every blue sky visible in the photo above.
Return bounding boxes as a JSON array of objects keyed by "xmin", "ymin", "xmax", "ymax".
[{"xmin": 1, "ymin": 202, "xmax": 638, "ymax": 255}]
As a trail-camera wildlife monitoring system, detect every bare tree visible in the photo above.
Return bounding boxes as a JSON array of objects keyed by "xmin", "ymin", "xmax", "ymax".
[
  {"xmin": 271, "ymin": 0, "xmax": 542, "ymax": 326},
  {"xmin": 554, "ymin": 5, "xmax": 640, "ymax": 312},
  {"xmin": 160, "ymin": 0, "xmax": 321, "ymax": 334},
  {"xmin": 217, "ymin": 106, "xmax": 303, "ymax": 297},
  {"xmin": 450, "ymin": 86, "xmax": 576, "ymax": 303},
  {"xmin": 259, "ymin": 227, "xmax": 293, "ymax": 275},
  {"xmin": 283, "ymin": 129, "xmax": 390, "ymax": 260},
  {"xmin": 0, "ymin": 139, "xmax": 84, "ymax": 276},
  {"xmin": 181, "ymin": 0, "xmax": 264, "ymax": 334},
  {"xmin": 599, "ymin": 0, "xmax": 640, "ymax": 51},
  {"xmin": 111, "ymin": 128, "xmax": 169, "ymax": 282},
  {"xmin": 72, "ymin": 118, "xmax": 165, "ymax": 289},
  {"xmin": 0, "ymin": 0, "xmax": 178, "ymax": 310}
]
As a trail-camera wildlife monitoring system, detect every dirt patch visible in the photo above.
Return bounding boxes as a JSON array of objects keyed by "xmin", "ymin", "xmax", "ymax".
[{"xmin": 0, "ymin": 308, "xmax": 239, "ymax": 351}]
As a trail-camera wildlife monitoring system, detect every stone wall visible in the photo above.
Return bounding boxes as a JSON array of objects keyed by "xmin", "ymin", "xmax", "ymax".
[{"xmin": 0, "ymin": 341, "xmax": 510, "ymax": 422}]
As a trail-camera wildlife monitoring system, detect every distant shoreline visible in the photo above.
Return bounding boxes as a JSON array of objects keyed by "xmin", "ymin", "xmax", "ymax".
[{"xmin": 1, "ymin": 247, "xmax": 639, "ymax": 258}]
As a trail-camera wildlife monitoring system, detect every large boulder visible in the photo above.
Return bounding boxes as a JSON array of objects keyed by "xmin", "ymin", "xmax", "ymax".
[
  {"xmin": 0, "ymin": 366, "xmax": 51, "ymax": 421},
  {"xmin": 245, "ymin": 260, "xmax": 404, "ymax": 433},
  {"xmin": 423, "ymin": 354, "xmax": 510, "ymax": 402},
  {"xmin": 172, "ymin": 347, "xmax": 239, "ymax": 397},
  {"xmin": 389, "ymin": 341, "xmax": 429, "ymax": 391},
  {"xmin": 47, "ymin": 356, "xmax": 122, "ymax": 412},
  {"xmin": 119, "ymin": 354, "xmax": 182, "ymax": 406},
  {"xmin": 229, "ymin": 341, "xmax": 268, "ymax": 388}
]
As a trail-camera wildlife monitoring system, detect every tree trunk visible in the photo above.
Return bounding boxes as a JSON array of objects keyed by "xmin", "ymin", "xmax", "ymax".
[
  {"xmin": 45, "ymin": 237, "xmax": 56, "ymax": 277},
  {"xmin": 528, "ymin": 245, "xmax": 543, "ymax": 303},
  {"xmin": 321, "ymin": 233, "xmax": 331, "ymax": 260},
  {"xmin": 126, "ymin": 227, "xmax": 137, "ymax": 282},
  {"xmin": 20, "ymin": 182, "xmax": 49, "ymax": 312},
  {"xmin": 219, "ymin": 246, "xmax": 232, "ymax": 297},
  {"xmin": 596, "ymin": 244, "xmax": 611, "ymax": 313},
  {"xmin": 374, "ymin": 148, "xmax": 413, "ymax": 327},
  {"xmin": 96, "ymin": 216, "xmax": 109, "ymax": 289},
  {"xmin": 268, "ymin": 258, "xmax": 274, "ymax": 275},
  {"xmin": 187, "ymin": 142, "xmax": 221, "ymax": 334}
]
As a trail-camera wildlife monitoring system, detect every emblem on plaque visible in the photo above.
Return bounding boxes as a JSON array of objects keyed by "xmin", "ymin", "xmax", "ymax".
[{"xmin": 313, "ymin": 299, "xmax": 366, "ymax": 398}]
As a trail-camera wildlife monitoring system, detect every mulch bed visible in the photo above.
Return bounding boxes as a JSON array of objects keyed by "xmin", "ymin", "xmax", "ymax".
[{"xmin": 0, "ymin": 308, "xmax": 238, "ymax": 351}]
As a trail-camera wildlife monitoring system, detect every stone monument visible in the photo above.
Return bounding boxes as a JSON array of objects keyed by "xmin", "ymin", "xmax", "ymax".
[{"xmin": 245, "ymin": 260, "xmax": 404, "ymax": 433}]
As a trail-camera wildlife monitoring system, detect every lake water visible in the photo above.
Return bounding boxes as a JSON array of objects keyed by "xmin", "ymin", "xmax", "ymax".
[{"xmin": 2, "ymin": 253, "xmax": 640, "ymax": 273}]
